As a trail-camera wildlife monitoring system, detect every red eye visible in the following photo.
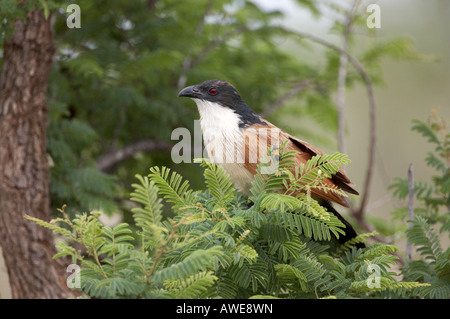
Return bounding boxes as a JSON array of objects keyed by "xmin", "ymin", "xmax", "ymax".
[{"xmin": 209, "ymin": 88, "xmax": 217, "ymax": 95}]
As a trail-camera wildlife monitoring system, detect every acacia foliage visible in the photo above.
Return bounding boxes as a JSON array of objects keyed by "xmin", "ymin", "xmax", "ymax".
[
  {"xmin": 389, "ymin": 111, "xmax": 450, "ymax": 299},
  {"xmin": 26, "ymin": 145, "xmax": 432, "ymax": 299}
]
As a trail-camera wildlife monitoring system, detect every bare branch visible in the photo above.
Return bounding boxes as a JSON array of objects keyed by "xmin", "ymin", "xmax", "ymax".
[
  {"xmin": 177, "ymin": 0, "xmax": 216, "ymax": 89},
  {"xmin": 147, "ymin": 0, "xmax": 158, "ymax": 14},
  {"xmin": 406, "ymin": 163, "xmax": 414, "ymax": 260},
  {"xmin": 194, "ymin": 0, "xmax": 215, "ymax": 35},
  {"xmin": 177, "ymin": 57, "xmax": 193, "ymax": 89},
  {"xmin": 177, "ymin": 25, "xmax": 248, "ymax": 88},
  {"xmin": 282, "ymin": 26, "xmax": 378, "ymax": 221},
  {"xmin": 96, "ymin": 140, "xmax": 172, "ymax": 173},
  {"xmin": 337, "ymin": 0, "xmax": 359, "ymax": 157},
  {"xmin": 190, "ymin": 25, "xmax": 248, "ymax": 70},
  {"xmin": 261, "ymin": 80, "xmax": 310, "ymax": 117}
]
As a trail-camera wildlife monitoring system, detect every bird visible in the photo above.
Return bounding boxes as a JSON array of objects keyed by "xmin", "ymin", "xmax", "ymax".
[{"xmin": 178, "ymin": 79, "xmax": 363, "ymax": 247}]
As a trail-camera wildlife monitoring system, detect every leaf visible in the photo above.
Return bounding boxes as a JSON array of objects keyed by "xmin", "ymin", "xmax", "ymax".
[
  {"xmin": 411, "ymin": 120, "xmax": 440, "ymax": 145},
  {"xmin": 355, "ymin": 243, "xmax": 399, "ymax": 261},
  {"xmin": 406, "ymin": 216, "xmax": 442, "ymax": 262},
  {"xmin": 165, "ymin": 271, "xmax": 218, "ymax": 299},
  {"xmin": 425, "ymin": 152, "xmax": 447, "ymax": 172},
  {"xmin": 340, "ymin": 231, "xmax": 379, "ymax": 251},
  {"xmin": 100, "ymin": 223, "xmax": 134, "ymax": 256},
  {"xmin": 130, "ymin": 174, "xmax": 166, "ymax": 248},
  {"xmin": 274, "ymin": 263, "xmax": 308, "ymax": 284},
  {"xmin": 417, "ymin": 278, "xmax": 450, "ymax": 299},
  {"xmin": 24, "ymin": 214, "xmax": 73, "ymax": 238},
  {"xmin": 196, "ymin": 159, "xmax": 236, "ymax": 209},
  {"xmin": 274, "ymin": 209, "xmax": 345, "ymax": 242},
  {"xmin": 388, "ymin": 177, "xmax": 434, "ymax": 200},
  {"xmin": 260, "ymin": 193, "xmax": 304, "ymax": 212},
  {"xmin": 149, "ymin": 166, "xmax": 195, "ymax": 210},
  {"xmin": 259, "ymin": 223, "xmax": 293, "ymax": 243},
  {"xmin": 229, "ymin": 259, "xmax": 268, "ymax": 292},
  {"xmin": 152, "ymin": 246, "xmax": 224, "ymax": 283},
  {"xmin": 208, "ymin": 276, "xmax": 239, "ymax": 299},
  {"xmin": 130, "ymin": 175, "xmax": 163, "ymax": 224},
  {"xmin": 291, "ymin": 254, "xmax": 326, "ymax": 291}
]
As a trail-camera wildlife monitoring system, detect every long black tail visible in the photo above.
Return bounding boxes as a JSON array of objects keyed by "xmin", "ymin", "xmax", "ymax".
[{"xmin": 319, "ymin": 199, "xmax": 365, "ymax": 249}]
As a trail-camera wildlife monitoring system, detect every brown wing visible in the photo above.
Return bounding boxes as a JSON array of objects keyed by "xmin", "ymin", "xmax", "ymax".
[{"xmin": 242, "ymin": 121, "xmax": 358, "ymax": 208}]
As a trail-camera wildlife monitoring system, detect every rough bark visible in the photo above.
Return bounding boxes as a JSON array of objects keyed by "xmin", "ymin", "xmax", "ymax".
[{"xmin": 0, "ymin": 9, "xmax": 71, "ymax": 298}]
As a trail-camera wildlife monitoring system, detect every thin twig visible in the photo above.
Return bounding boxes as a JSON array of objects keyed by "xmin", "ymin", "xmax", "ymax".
[
  {"xmin": 149, "ymin": 217, "xmax": 186, "ymax": 277},
  {"xmin": 281, "ymin": 26, "xmax": 378, "ymax": 224},
  {"xmin": 190, "ymin": 25, "xmax": 248, "ymax": 69},
  {"xmin": 96, "ymin": 139, "xmax": 173, "ymax": 173},
  {"xmin": 194, "ymin": 0, "xmax": 215, "ymax": 35},
  {"xmin": 177, "ymin": 0, "xmax": 215, "ymax": 89},
  {"xmin": 177, "ymin": 25, "xmax": 248, "ymax": 88},
  {"xmin": 147, "ymin": 0, "xmax": 158, "ymax": 14},
  {"xmin": 261, "ymin": 80, "xmax": 310, "ymax": 117},
  {"xmin": 406, "ymin": 163, "xmax": 414, "ymax": 260},
  {"xmin": 337, "ymin": 0, "xmax": 359, "ymax": 157}
]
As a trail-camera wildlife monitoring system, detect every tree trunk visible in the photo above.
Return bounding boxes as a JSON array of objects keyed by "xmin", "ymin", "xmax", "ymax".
[{"xmin": 0, "ymin": 9, "xmax": 71, "ymax": 298}]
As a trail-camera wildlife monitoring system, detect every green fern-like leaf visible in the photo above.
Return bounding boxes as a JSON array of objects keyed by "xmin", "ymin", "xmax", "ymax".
[
  {"xmin": 72, "ymin": 212, "xmax": 106, "ymax": 254},
  {"xmin": 208, "ymin": 275, "xmax": 239, "ymax": 299},
  {"xmin": 412, "ymin": 119, "xmax": 440, "ymax": 145},
  {"xmin": 274, "ymin": 237, "xmax": 308, "ymax": 262},
  {"xmin": 417, "ymin": 278, "xmax": 450, "ymax": 299},
  {"xmin": 229, "ymin": 259, "xmax": 268, "ymax": 292},
  {"xmin": 130, "ymin": 174, "xmax": 167, "ymax": 248},
  {"xmin": 425, "ymin": 152, "xmax": 447, "ymax": 173},
  {"xmin": 259, "ymin": 223, "xmax": 293, "ymax": 243},
  {"xmin": 249, "ymin": 141, "xmax": 296, "ymax": 199},
  {"xmin": 388, "ymin": 177, "xmax": 433, "ymax": 200},
  {"xmin": 98, "ymin": 223, "xmax": 134, "ymax": 277},
  {"xmin": 295, "ymin": 153, "xmax": 350, "ymax": 185},
  {"xmin": 24, "ymin": 214, "xmax": 73, "ymax": 238},
  {"xmin": 80, "ymin": 275, "xmax": 146, "ymax": 298},
  {"xmin": 274, "ymin": 209, "xmax": 345, "ymax": 241},
  {"xmin": 149, "ymin": 166, "xmax": 195, "ymax": 210},
  {"xmin": 274, "ymin": 263, "xmax": 308, "ymax": 284},
  {"xmin": 406, "ymin": 216, "xmax": 442, "ymax": 262},
  {"xmin": 354, "ymin": 242, "xmax": 399, "ymax": 261},
  {"xmin": 130, "ymin": 174, "xmax": 163, "ymax": 226},
  {"xmin": 101, "ymin": 223, "xmax": 134, "ymax": 251},
  {"xmin": 235, "ymin": 207, "xmax": 268, "ymax": 228},
  {"xmin": 165, "ymin": 271, "xmax": 218, "ymax": 299},
  {"xmin": 196, "ymin": 159, "xmax": 236, "ymax": 208},
  {"xmin": 351, "ymin": 277, "xmax": 430, "ymax": 294},
  {"xmin": 290, "ymin": 254, "xmax": 327, "ymax": 292},
  {"xmin": 436, "ymin": 248, "xmax": 450, "ymax": 280},
  {"xmin": 340, "ymin": 231, "xmax": 379, "ymax": 251},
  {"xmin": 260, "ymin": 193, "xmax": 304, "ymax": 212},
  {"xmin": 234, "ymin": 243, "xmax": 259, "ymax": 265},
  {"xmin": 153, "ymin": 246, "xmax": 224, "ymax": 282}
]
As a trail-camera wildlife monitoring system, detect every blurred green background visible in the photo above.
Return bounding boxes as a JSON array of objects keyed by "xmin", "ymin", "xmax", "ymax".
[{"xmin": 0, "ymin": 0, "xmax": 449, "ymax": 298}]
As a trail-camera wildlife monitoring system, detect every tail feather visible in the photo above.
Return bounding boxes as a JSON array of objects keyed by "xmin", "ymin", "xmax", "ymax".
[
  {"xmin": 319, "ymin": 199, "xmax": 365, "ymax": 249},
  {"xmin": 247, "ymin": 198, "xmax": 366, "ymax": 249}
]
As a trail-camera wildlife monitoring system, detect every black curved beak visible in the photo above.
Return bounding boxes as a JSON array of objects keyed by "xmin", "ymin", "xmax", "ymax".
[{"xmin": 178, "ymin": 85, "xmax": 200, "ymax": 98}]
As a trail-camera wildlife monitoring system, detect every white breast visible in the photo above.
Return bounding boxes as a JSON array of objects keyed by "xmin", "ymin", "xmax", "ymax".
[{"xmin": 192, "ymin": 98, "xmax": 254, "ymax": 195}]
